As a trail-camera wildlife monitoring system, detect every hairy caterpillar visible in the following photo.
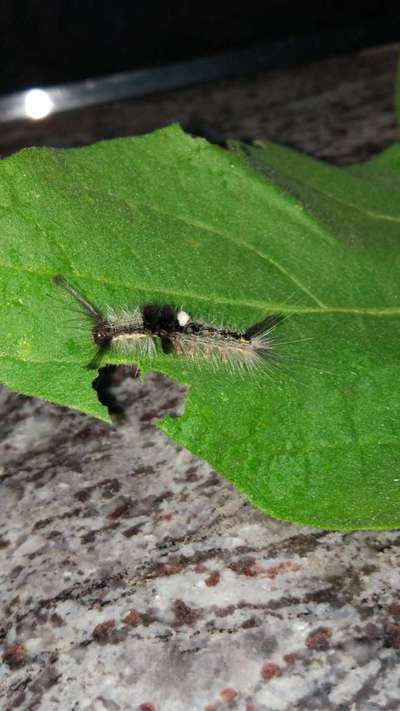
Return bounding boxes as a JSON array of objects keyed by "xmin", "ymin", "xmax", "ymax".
[{"xmin": 53, "ymin": 275, "xmax": 282, "ymax": 371}]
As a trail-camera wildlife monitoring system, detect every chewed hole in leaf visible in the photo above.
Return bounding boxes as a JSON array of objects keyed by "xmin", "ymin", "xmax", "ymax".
[{"xmin": 92, "ymin": 365, "xmax": 187, "ymax": 425}]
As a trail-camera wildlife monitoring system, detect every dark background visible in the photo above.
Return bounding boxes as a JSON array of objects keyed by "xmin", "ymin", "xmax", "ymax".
[{"xmin": 1, "ymin": 1, "xmax": 400, "ymax": 94}]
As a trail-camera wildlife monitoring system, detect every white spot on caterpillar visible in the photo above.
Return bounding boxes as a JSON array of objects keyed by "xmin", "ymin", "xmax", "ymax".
[{"xmin": 177, "ymin": 310, "xmax": 190, "ymax": 327}]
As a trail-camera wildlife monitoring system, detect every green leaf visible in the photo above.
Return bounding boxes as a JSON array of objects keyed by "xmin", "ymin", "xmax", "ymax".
[{"xmin": 0, "ymin": 124, "xmax": 399, "ymax": 529}]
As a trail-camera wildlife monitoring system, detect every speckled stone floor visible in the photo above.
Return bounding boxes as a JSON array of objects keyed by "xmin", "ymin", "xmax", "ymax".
[
  {"xmin": 1, "ymin": 43, "xmax": 400, "ymax": 711},
  {"xmin": 1, "ymin": 372, "xmax": 400, "ymax": 710}
]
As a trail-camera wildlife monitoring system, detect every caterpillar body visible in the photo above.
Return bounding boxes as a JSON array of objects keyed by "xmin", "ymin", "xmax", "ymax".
[{"xmin": 53, "ymin": 275, "xmax": 282, "ymax": 371}]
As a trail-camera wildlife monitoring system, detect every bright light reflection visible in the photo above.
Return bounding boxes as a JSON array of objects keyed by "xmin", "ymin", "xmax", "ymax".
[{"xmin": 24, "ymin": 88, "xmax": 54, "ymax": 120}]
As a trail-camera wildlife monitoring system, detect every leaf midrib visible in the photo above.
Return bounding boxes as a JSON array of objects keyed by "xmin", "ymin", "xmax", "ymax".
[{"xmin": 1, "ymin": 261, "xmax": 399, "ymax": 316}]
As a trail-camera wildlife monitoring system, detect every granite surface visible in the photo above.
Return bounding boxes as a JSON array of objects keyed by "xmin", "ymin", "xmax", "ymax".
[
  {"xmin": 1, "ymin": 374, "xmax": 400, "ymax": 711},
  {"xmin": 1, "ymin": 43, "xmax": 400, "ymax": 711}
]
